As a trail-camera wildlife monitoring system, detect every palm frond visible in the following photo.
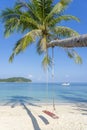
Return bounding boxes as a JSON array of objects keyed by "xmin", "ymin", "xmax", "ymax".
[
  {"xmin": 75, "ymin": 55, "xmax": 82, "ymax": 64},
  {"xmin": 9, "ymin": 53, "xmax": 15, "ymax": 63},
  {"xmin": 4, "ymin": 18, "xmax": 20, "ymax": 37},
  {"xmin": 65, "ymin": 49, "xmax": 82, "ymax": 64},
  {"xmin": 19, "ymin": 29, "xmax": 41, "ymax": 51},
  {"xmin": 0, "ymin": 8, "xmax": 21, "ymax": 21},
  {"xmin": 72, "ymin": 50, "xmax": 82, "ymax": 64},
  {"xmin": 45, "ymin": 0, "xmax": 71, "ymax": 22},
  {"xmin": 37, "ymin": 38, "xmax": 44, "ymax": 55},
  {"xmin": 53, "ymin": 26, "xmax": 79, "ymax": 38},
  {"xmin": 33, "ymin": 0, "xmax": 53, "ymax": 22},
  {"xmin": 49, "ymin": 15, "xmax": 80, "ymax": 26},
  {"xmin": 14, "ymin": 1, "xmax": 30, "ymax": 10},
  {"xmin": 14, "ymin": 0, "xmax": 52, "ymax": 23},
  {"xmin": 14, "ymin": 1, "xmax": 41, "ymax": 22},
  {"xmin": 42, "ymin": 54, "xmax": 52, "ymax": 70},
  {"xmin": 9, "ymin": 29, "xmax": 42, "ymax": 62},
  {"xmin": 19, "ymin": 14, "xmax": 39, "ymax": 32},
  {"xmin": 1, "ymin": 7, "xmax": 40, "ymax": 36}
]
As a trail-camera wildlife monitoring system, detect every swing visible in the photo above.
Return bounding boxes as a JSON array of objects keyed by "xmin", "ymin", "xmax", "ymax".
[{"xmin": 43, "ymin": 47, "xmax": 59, "ymax": 119}]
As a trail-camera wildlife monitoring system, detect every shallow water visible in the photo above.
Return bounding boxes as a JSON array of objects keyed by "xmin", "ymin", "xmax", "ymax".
[{"xmin": 0, "ymin": 82, "xmax": 87, "ymax": 105}]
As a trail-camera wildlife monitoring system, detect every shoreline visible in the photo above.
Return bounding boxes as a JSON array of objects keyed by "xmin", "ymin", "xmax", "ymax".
[
  {"xmin": 0, "ymin": 100, "xmax": 87, "ymax": 105},
  {"xmin": 1, "ymin": 100, "xmax": 87, "ymax": 109}
]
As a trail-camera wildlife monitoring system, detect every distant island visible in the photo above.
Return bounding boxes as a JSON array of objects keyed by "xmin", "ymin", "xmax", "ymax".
[{"xmin": 0, "ymin": 77, "xmax": 32, "ymax": 82}]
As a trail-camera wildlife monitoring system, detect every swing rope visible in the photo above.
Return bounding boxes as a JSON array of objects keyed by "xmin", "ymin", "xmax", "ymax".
[
  {"xmin": 52, "ymin": 47, "xmax": 56, "ymax": 111},
  {"xmin": 46, "ymin": 63, "xmax": 49, "ymax": 110},
  {"xmin": 45, "ymin": 50, "xmax": 49, "ymax": 110},
  {"xmin": 45, "ymin": 48, "xmax": 56, "ymax": 111},
  {"xmin": 43, "ymin": 48, "xmax": 59, "ymax": 119}
]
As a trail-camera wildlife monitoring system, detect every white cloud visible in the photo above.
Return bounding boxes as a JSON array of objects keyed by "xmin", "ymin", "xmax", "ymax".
[{"xmin": 28, "ymin": 74, "xmax": 33, "ymax": 78}]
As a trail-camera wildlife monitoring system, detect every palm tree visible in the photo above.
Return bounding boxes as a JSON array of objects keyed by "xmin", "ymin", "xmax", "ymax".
[
  {"xmin": 1, "ymin": 0, "xmax": 83, "ymax": 110},
  {"xmin": 1, "ymin": 0, "xmax": 82, "ymax": 67}
]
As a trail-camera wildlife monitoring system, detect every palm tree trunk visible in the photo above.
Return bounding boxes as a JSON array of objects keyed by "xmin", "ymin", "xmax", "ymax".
[{"xmin": 47, "ymin": 34, "xmax": 87, "ymax": 48}]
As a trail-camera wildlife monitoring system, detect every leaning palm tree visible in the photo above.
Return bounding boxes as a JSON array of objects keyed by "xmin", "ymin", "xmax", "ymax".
[
  {"xmin": 1, "ymin": 0, "xmax": 82, "ymax": 66},
  {"xmin": 48, "ymin": 34, "xmax": 87, "ymax": 48},
  {"xmin": 1, "ymin": 0, "xmax": 82, "ymax": 110}
]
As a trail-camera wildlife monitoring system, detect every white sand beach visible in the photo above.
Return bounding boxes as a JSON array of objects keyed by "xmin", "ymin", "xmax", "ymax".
[{"xmin": 0, "ymin": 103, "xmax": 87, "ymax": 130}]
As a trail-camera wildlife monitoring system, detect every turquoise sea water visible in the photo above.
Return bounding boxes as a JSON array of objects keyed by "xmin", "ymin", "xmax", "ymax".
[{"xmin": 0, "ymin": 83, "xmax": 87, "ymax": 105}]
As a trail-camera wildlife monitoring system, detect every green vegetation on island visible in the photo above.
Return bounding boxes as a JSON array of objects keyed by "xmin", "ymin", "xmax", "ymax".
[{"xmin": 0, "ymin": 77, "xmax": 32, "ymax": 82}]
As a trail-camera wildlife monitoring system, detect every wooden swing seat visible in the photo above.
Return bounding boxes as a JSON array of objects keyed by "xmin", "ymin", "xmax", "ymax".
[{"xmin": 43, "ymin": 110, "xmax": 59, "ymax": 119}]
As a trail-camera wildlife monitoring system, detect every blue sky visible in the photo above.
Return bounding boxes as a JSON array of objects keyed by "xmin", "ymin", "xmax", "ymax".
[{"xmin": 0, "ymin": 0, "xmax": 87, "ymax": 82}]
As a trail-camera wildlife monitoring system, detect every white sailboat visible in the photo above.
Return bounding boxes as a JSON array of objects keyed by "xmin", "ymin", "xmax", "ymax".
[
  {"xmin": 62, "ymin": 82, "xmax": 70, "ymax": 86},
  {"xmin": 62, "ymin": 75, "xmax": 70, "ymax": 86}
]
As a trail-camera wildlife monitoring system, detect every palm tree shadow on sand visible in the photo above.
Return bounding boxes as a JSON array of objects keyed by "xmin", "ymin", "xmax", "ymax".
[
  {"xmin": 3, "ymin": 96, "xmax": 41, "ymax": 108},
  {"xmin": 58, "ymin": 94, "xmax": 87, "ymax": 115},
  {"xmin": 3, "ymin": 96, "xmax": 42, "ymax": 130}
]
